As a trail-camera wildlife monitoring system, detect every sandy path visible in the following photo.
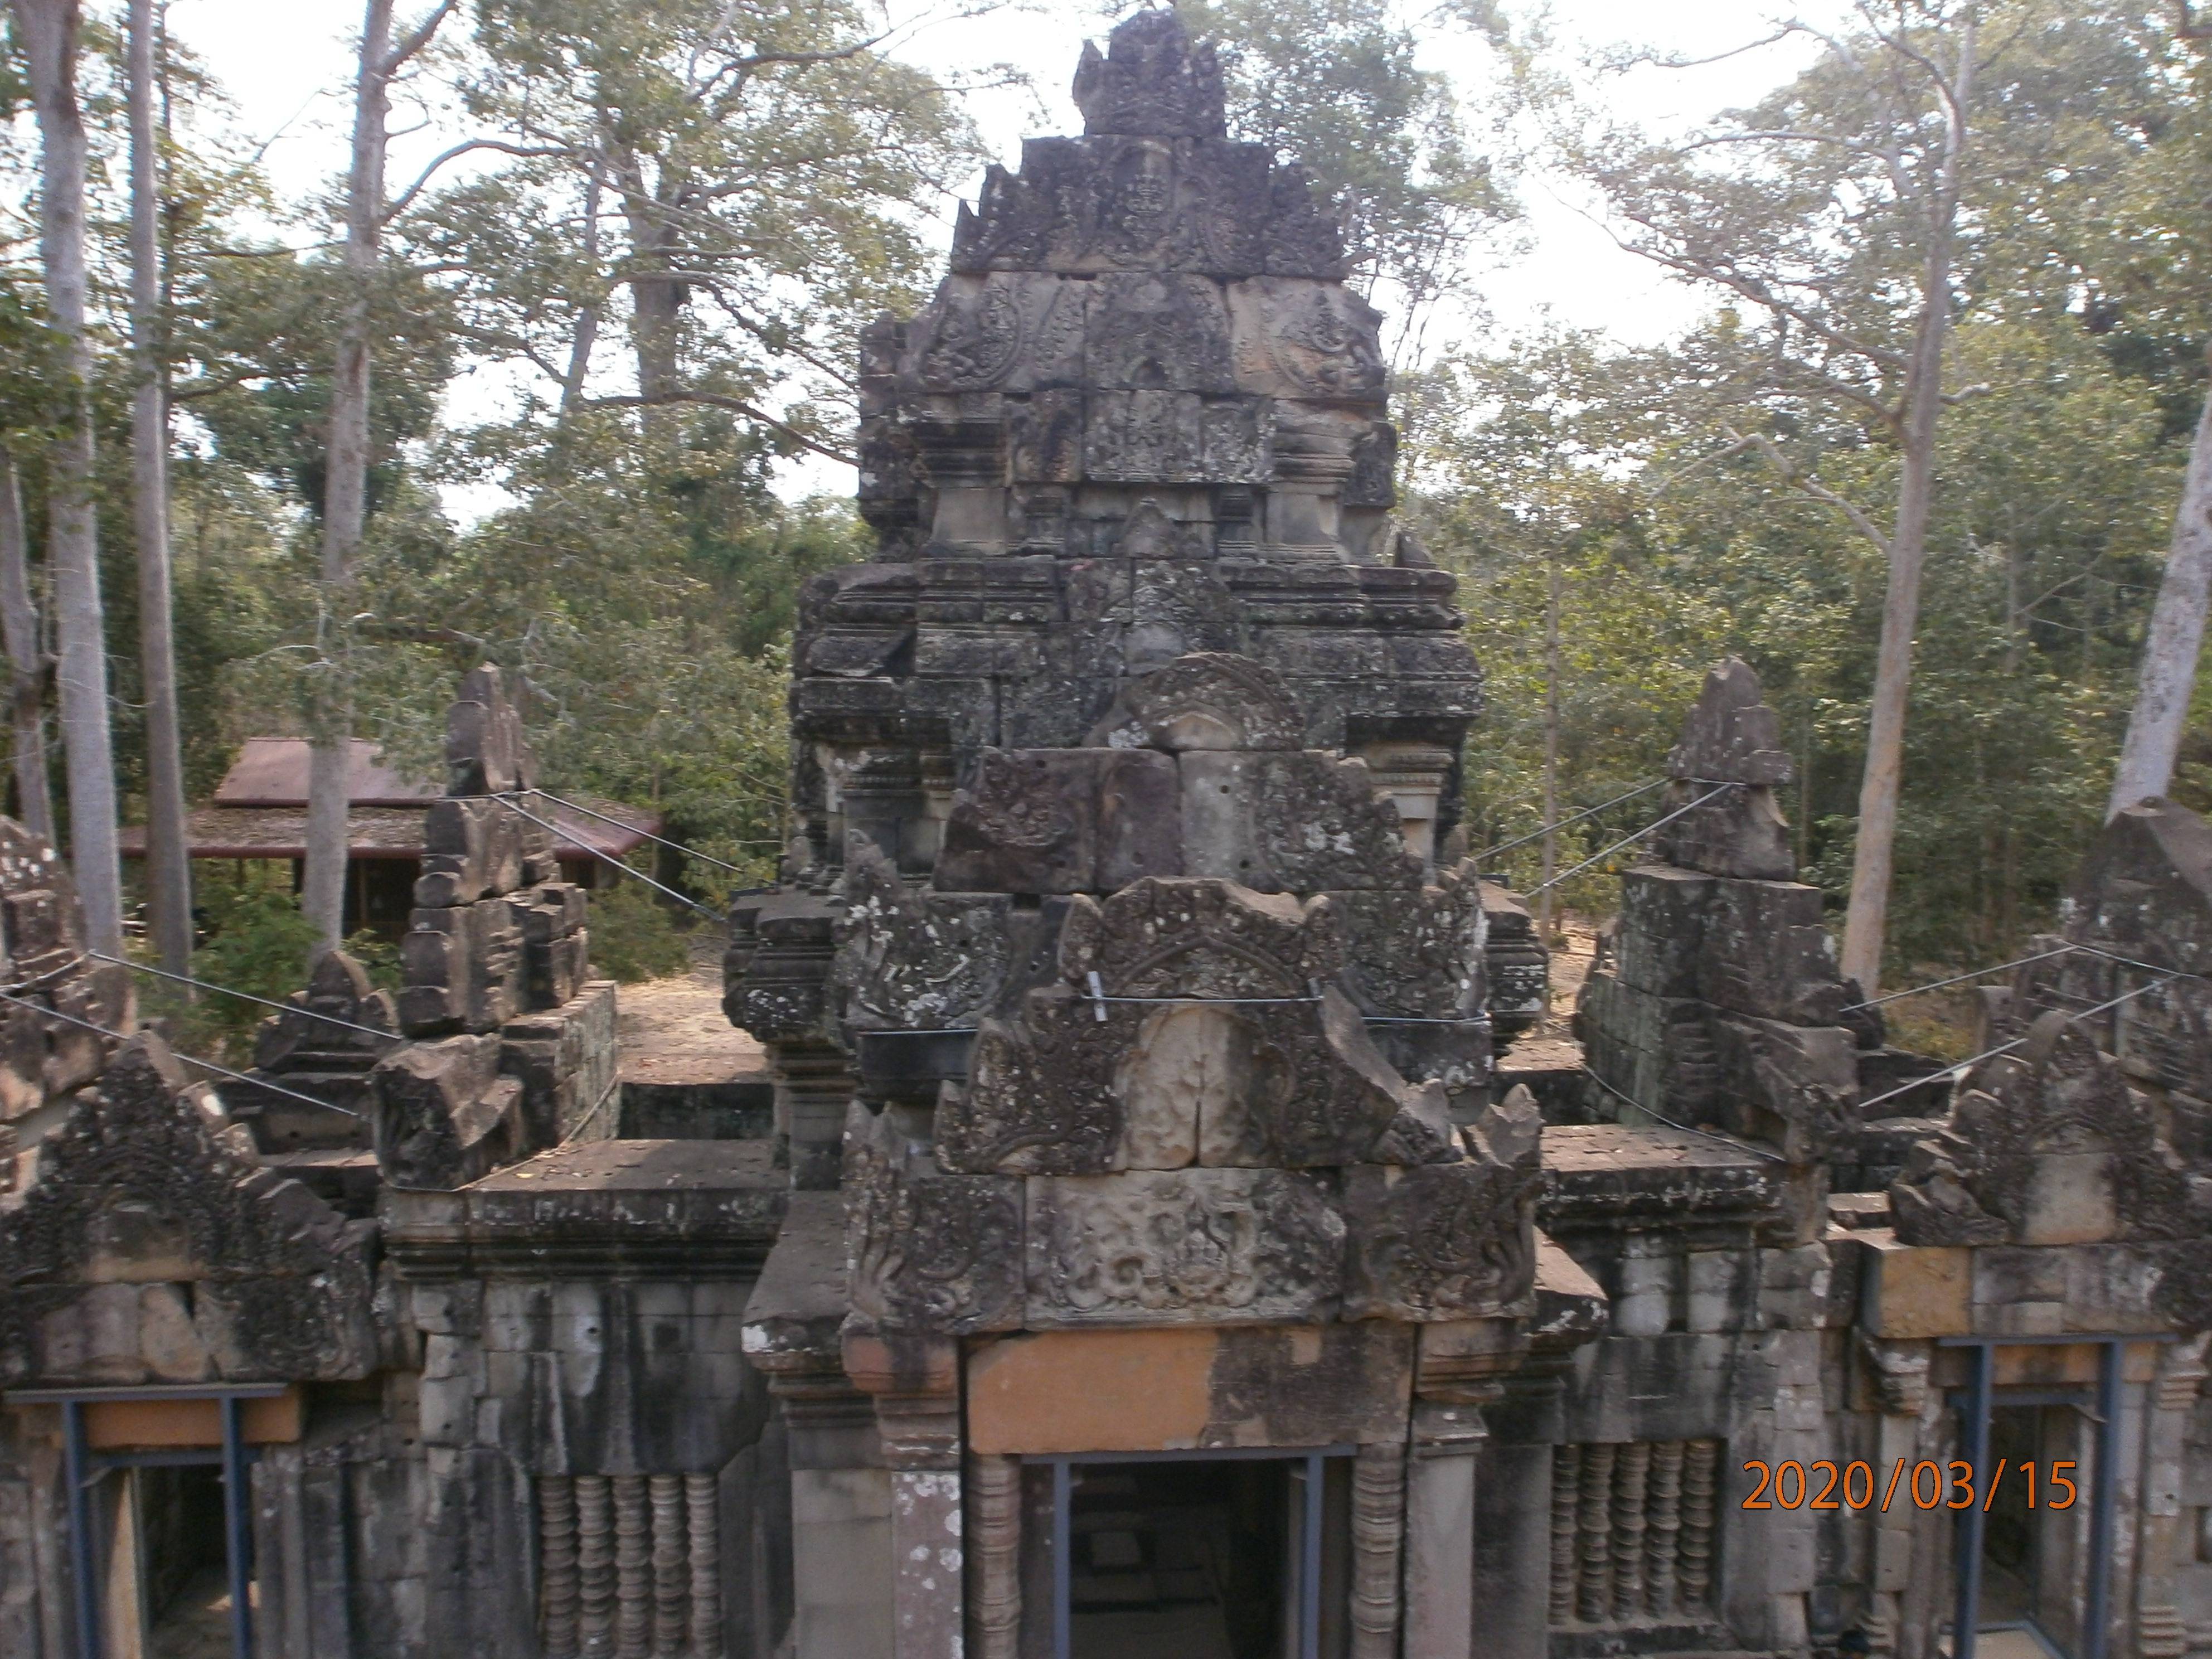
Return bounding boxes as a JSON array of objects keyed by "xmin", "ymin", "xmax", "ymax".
[
  {"xmin": 614, "ymin": 940, "xmax": 767, "ymax": 1086},
  {"xmin": 1501, "ymin": 915, "xmax": 1597, "ymax": 1069}
]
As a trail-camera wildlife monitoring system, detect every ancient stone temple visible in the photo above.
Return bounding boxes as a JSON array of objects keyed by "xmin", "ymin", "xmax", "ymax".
[{"xmin": 7, "ymin": 12, "xmax": 2212, "ymax": 1659}]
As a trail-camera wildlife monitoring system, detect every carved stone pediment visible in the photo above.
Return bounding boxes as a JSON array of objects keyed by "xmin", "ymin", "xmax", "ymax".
[
  {"xmin": 1665, "ymin": 657, "xmax": 1793, "ymax": 787},
  {"xmin": 1071, "ymin": 9, "xmax": 1228, "ymax": 139},
  {"xmin": 1059, "ymin": 876, "xmax": 1340, "ymax": 997},
  {"xmin": 445, "ymin": 662, "xmax": 536, "ymax": 797},
  {"xmin": 1228, "ymin": 278, "xmax": 1388, "ymax": 402},
  {"xmin": 1088, "ymin": 652, "xmax": 1304, "ymax": 751},
  {"xmin": 0, "ymin": 1036, "xmax": 378, "ymax": 1386},
  {"xmin": 1891, "ymin": 1011, "xmax": 2199, "ymax": 1246},
  {"xmin": 946, "ymin": 981, "xmax": 1417, "ymax": 1176},
  {"xmin": 1342, "ymin": 1159, "xmax": 1540, "ymax": 1322}
]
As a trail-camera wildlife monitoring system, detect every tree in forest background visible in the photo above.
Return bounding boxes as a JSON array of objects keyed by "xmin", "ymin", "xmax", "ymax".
[
  {"xmin": 1425, "ymin": 0, "xmax": 2210, "ymax": 988},
  {"xmin": 1166, "ymin": 0, "xmax": 1520, "ymax": 363}
]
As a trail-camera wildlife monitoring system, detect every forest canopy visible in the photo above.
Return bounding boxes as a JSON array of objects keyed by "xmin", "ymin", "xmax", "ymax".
[{"xmin": 0, "ymin": 0, "xmax": 2206, "ymax": 997}]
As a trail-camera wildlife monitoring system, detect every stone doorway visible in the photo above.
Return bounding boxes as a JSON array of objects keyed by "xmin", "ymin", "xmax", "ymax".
[
  {"xmin": 1973, "ymin": 1404, "xmax": 2088, "ymax": 1659},
  {"xmin": 1052, "ymin": 1451, "xmax": 1348, "ymax": 1659},
  {"xmin": 140, "ymin": 1465, "xmax": 235, "ymax": 1659}
]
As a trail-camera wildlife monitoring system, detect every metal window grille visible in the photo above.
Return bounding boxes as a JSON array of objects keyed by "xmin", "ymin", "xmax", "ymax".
[{"xmin": 3, "ymin": 1381, "xmax": 280, "ymax": 1659}]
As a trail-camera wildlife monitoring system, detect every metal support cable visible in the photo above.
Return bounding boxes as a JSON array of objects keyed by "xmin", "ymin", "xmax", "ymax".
[
  {"xmin": 90, "ymin": 952, "xmax": 399, "ymax": 1044},
  {"xmin": 1524, "ymin": 783, "xmax": 1739, "ymax": 896},
  {"xmin": 1474, "ymin": 779, "xmax": 1668, "ymax": 864},
  {"xmin": 0, "ymin": 990, "xmax": 364, "ymax": 1118},
  {"xmin": 1839, "ymin": 945, "xmax": 2083, "ymax": 1012},
  {"xmin": 1582, "ymin": 1064, "xmax": 1786, "ymax": 1163},
  {"xmin": 493, "ymin": 797, "xmax": 722, "ymax": 919},
  {"xmin": 1854, "ymin": 973, "xmax": 2184, "ymax": 1117},
  {"xmin": 496, "ymin": 788, "xmax": 773, "ymax": 874}
]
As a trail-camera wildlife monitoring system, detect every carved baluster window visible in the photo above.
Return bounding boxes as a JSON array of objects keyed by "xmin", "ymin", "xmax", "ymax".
[
  {"xmin": 1545, "ymin": 1439, "xmax": 1721, "ymax": 1629},
  {"xmin": 539, "ymin": 1473, "xmax": 724, "ymax": 1658}
]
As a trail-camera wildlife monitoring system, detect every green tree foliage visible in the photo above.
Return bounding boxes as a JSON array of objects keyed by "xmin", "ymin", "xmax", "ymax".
[{"xmin": 1168, "ymin": 0, "xmax": 1516, "ymax": 359}]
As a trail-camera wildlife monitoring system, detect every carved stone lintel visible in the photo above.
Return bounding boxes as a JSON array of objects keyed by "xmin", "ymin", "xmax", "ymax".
[{"xmin": 1023, "ymin": 1167, "xmax": 1345, "ymax": 1325}]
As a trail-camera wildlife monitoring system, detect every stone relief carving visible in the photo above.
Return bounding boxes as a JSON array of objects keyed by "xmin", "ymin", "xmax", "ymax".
[
  {"xmin": 1058, "ymin": 876, "xmax": 1338, "ymax": 996},
  {"xmin": 0, "ymin": 1035, "xmax": 379, "ymax": 1386},
  {"xmin": 1088, "ymin": 652, "xmax": 1305, "ymax": 752},
  {"xmin": 845, "ymin": 1103, "xmax": 1023, "ymax": 1334},
  {"xmin": 1230, "ymin": 279, "xmax": 1387, "ymax": 400},
  {"xmin": 1341, "ymin": 1160, "xmax": 1540, "ymax": 1321},
  {"xmin": 835, "ymin": 841, "xmax": 1011, "ymax": 1032},
  {"xmin": 1023, "ymin": 1167, "xmax": 1345, "ymax": 1325},
  {"xmin": 1893, "ymin": 1010, "xmax": 2199, "ymax": 1246},
  {"xmin": 1071, "ymin": 8, "xmax": 1228, "ymax": 139}
]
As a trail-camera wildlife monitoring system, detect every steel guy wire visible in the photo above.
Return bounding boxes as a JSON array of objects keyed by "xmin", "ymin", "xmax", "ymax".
[
  {"xmin": 1580, "ymin": 1063, "xmax": 1786, "ymax": 1163},
  {"xmin": 1474, "ymin": 778, "xmax": 1668, "ymax": 864},
  {"xmin": 0, "ymin": 989, "xmax": 364, "ymax": 1118},
  {"xmin": 1839, "ymin": 945, "xmax": 2084, "ymax": 1012},
  {"xmin": 1524, "ymin": 783, "xmax": 1739, "ymax": 896},
  {"xmin": 90, "ymin": 952, "xmax": 400, "ymax": 1043},
  {"xmin": 1854, "ymin": 973, "xmax": 2185, "ymax": 1117},
  {"xmin": 496, "ymin": 788, "xmax": 763, "ymax": 875},
  {"xmin": 492, "ymin": 796, "xmax": 723, "ymax": 919}
]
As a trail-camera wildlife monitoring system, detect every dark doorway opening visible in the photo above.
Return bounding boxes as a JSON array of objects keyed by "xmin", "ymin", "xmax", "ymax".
[
  {"xmin": 1973, "ymin": 1404, "xmax": 2085, "ymax": 1659},
  {"xmin": 142, "ymin": 1464, "xmax": 235, "ymax": 1659},
  {"xmin": 1068, "ymin": 1458, "xmax": 1287, "ymax": 1659}
]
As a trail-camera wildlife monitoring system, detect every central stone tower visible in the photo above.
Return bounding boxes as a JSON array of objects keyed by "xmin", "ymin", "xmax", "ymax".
[{"xmin": 734, "ymin": 12, "xmax": 1551, "ymax": 1655}]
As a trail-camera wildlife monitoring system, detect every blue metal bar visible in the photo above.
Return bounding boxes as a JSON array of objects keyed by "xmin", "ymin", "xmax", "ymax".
[
  {"xmin": 1042, "ymin": 1444, "xmax": 1355, "ymax": 1464},
  {"xmin": 2082, "ymin": 1341, "xmax": 2123, "ymax": 1659},
  {"xmin": 1052, "ymin": 1459, "xmax": 1071, "ymax": 1659},
  {"xmin": 1300, "ymin": 1452, "xmax": 1323, "ymax": 1659},
  {"xmin": 63, "ymin": 1400, "xmax": 101, "ymax": 1659},
  {"xmin": 6, "ymin": 1383, "xmax": 291, "ymax": 1404},
  {"xmin": 1953, "ymin": 1341, "xmax": 1993, "ymax": 1659},
  {"xmin": 221, "ymin": 1395, "xmax": 254, "ymax": 1659},
  {"xmin": 1934, "ymin": 1334, "xmax": 2178, "ymax": 1348}
]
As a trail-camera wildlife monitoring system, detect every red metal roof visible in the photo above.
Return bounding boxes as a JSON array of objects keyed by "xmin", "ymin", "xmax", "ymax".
[
  {"xmin": 123, "ymin": 795, "xmax": 662, "ymax": 865},
  {"xmin": 212, "ymin": 738, "xmax": 440, "ymax": 808}
]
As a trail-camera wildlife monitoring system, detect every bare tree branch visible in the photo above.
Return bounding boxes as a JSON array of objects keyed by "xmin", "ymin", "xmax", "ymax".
[
  {"xmin": 383, "ymin": 138, "xmax": 578, "ymax": 223},
  {"xmin": 585, "ymin": 392, "xmax": 857, "ymax": 465},
  {"xmin": 1726, "ymin": 425, "xmax": 1895, "ymax": 556}
]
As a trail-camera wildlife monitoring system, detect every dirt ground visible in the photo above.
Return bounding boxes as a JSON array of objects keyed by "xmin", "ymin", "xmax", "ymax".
[
  {"xmin": 1502, "ymin": 913, "xmax": 1598, "ymax": 1069},
  {"xmin": 614, "ymin": 935, "xmax": 766, "ymax": 1086}
]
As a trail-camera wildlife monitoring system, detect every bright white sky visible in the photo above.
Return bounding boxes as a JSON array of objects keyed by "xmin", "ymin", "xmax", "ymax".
[{"xmin": 166, "ymin": 0, "xmax": 1837, "ymax": 508}]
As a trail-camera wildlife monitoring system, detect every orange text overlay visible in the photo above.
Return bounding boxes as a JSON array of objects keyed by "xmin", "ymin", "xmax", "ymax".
[{"xmin": 1742, "ymin": 1459, "xmax": 2080, "ymax": 1512}]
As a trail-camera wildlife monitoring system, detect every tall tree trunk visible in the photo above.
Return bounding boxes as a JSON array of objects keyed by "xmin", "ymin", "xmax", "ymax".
[
  {"xmin": 2107, "ymin": 370, "xmax": 2212, "ymax": 817},
  {"xmin": 1539, "ymin": 550, "xmax": 1561, "ymax": 943},
  {"xmin": 1838, "ymin": 10, "xmax": 1977, "ymax": 996},
  {"xmin": 558, "ymin": 152, "xmax": 607, "ymax": 416},
  {"xmin": 304, "ymin": 0, "xmax": 400, "ymax": 957},
  {"xmin": 0, "ymin": 448, "xmax": 54, "ymax": 843},
  {"xmin": 14, "ymin": 0, "xmax": 123, "ymax": 955},
  {"xmin": 617, "ymin": 150, "xmax": 687, "ymax": 413},
  {"xmin": 129, "ymin": 0, "xmax": 191, "ymax": 978}
]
